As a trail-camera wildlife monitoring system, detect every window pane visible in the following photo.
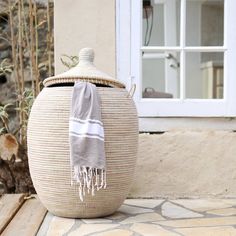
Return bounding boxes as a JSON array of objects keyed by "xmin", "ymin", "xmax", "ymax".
[
  {"xmin": 186, "ymin": 0, "xmax": 224, "ymax": 46},
  {"xmin": 142, "ymin": 51, "xmax": 180, "ymax": 98},
  {"xmin": 185, "ymin": 52, "xmax": 224, "ymax": 99},
  {"xmin": 142, "ymin": 0, "xmax": 180, "ymax": 46}
]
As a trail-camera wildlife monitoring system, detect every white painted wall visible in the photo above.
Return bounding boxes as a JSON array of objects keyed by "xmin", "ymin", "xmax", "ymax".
[{"xmin": 54, "ymin": 0, "xmax": 116, "ymax": 77}]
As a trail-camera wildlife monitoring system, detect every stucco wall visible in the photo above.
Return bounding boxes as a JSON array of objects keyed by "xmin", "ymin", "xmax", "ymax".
[
  {"xmin": 54, "ymin": 0, "xmax": 116, "ymax": 77},
  {"xmin": 54, "ymin": 0, "xmax": 236, "ymax": 198},
  {"xmin": 129, "ymin": 131, "xmax": 236, "ymax": 198}
]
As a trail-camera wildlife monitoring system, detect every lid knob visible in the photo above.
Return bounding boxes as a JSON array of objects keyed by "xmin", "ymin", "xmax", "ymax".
[{"xmin": 79, "ymin": 48, "xmax": 94, "ymax": 63}]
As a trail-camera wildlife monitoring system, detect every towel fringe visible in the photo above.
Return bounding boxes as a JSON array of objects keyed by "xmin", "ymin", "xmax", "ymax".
[{"xmin": 73, "ymin": 165, "xmax": 106, "ymax": 201}]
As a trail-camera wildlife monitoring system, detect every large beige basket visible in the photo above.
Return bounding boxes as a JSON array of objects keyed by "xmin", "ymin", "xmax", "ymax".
[{"xmin": 27, "ymin": 48, "xmax": 138, "ymax": 218}]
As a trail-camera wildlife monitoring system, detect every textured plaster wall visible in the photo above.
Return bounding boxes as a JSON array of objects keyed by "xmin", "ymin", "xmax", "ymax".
[
  {"xmin": 54, "ymin": 0, "xmax": 236, "ymax": 198},
  {"xmin": 129, "ymin": 131, "xmax": 236, "ymax": 198},
  {"xmin": 54, "ymin": 0, "xmax": 116, "ymax": 77}
]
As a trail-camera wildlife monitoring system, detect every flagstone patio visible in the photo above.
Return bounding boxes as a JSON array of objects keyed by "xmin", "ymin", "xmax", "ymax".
[
  {"xmin": 39, "ymin": 198, "xmax": 236, "ymax": 236},
  {"xmin": 1, "ymin": 195, "xmax": 236, "ymax": 235}
]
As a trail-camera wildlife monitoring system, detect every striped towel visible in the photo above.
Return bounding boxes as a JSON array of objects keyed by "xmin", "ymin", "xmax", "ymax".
[{"xmin": 69, "ymin": 82, "xmax": 106, "ymax": 201}]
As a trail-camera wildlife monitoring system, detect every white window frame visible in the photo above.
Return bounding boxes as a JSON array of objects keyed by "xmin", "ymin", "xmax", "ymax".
[{"xmin": 116, "ymin": 0, "xmax": 236, "ymax": 117}]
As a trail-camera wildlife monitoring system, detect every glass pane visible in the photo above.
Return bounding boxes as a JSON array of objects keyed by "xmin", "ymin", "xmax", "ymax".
[
  {"xmin": 142, "ymin": 0, "xmax": 180, "ymax": 46},
  {"xmin": 142, "ymin": 51, "xmax": 180, "ymax": 98},
  {"xmin": 185, "ymin": 52, "xmax": 224, "ymax": 99},
  {"xmin": 186, "ymin": 0, "xmax": 224, "ymax": 46}
]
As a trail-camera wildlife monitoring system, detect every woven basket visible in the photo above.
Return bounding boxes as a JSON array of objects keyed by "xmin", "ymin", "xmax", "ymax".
[{"xmin": 27, "ymin": 48, "xmax": 138, "ymax": 218}]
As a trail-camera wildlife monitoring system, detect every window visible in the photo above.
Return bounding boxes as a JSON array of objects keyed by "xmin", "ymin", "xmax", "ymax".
[{"xmin": 116, "ymin": 0, "xmax": 236, "ymax": 116}]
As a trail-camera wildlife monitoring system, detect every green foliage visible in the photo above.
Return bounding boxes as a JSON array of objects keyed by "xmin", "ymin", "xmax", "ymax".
[
  {"xmin": 0, "ymin": 59, "xmax": 13, "ymax": 77},
  {"xmin": 0, "ymin": 89, "xmax": 34, "ymax": 137},
  {"xmin": 0, "ymin": 127, "xmax": 6, "ymax": 135},
  {"xmin": 0, "ymin": 103, "xmax": 12, "ymax": 134},
  {"xmin": 15, "ymin": 89, "xmax": 34, "ymax": 140},
  {"xmin": 16, "ymin": 89, "xmax": 34, "ymax": 122}
]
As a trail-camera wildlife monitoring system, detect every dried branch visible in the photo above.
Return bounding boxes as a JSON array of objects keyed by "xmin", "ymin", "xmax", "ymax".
[
  {"xmin": 34, "ymin": 2, "xmax": 40, "ymax": 95},
  {"xmin": 8, "ymin": 0, "xmax": 20, "ymax": 93},
  {"xmin": 28, "ymin": 0, "xmax": 37, "ymax": 96},
  {"xmin": 47, "ymin": 0, "xmax": 52, "ymax": 76}
]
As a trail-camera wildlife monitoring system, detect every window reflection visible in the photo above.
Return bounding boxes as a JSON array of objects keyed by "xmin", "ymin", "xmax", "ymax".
[
  {"xmin": 186, "ymin": 0, "xmax": 224, "ymax": 46},
  {"xmin": 142, "ymin": 0, "xmax": 180, "ymax": 46},
  {"xmin": 142, "ymin": 52, "xmax": 180, "ymax": 99},
  {"xmin": 186, "ymin": 52, "xmax": 224, "ymax": 99}
]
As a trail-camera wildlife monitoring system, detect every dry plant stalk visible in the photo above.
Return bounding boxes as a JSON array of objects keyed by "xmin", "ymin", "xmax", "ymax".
[
  {"xmin": 34, "ymin": 1, "xmax": 40, "ymax": 95},
  {"xmin": 29, "ymin": 0, "xmax": 38, "ymax": 96},
  {"xmin": 18, "ymin": 0, "xmax": 26, "ymax": 145},
  {"xmin": 3, "ymin": 0, "xmax": 53, "ymax": 146},
  {"xmin": 8, "ymin": 0, "xmax": 20, "ymax": 93},
  {"xmin": 47, "ymin": 0, "xmax": 52, "ymax": 76}
]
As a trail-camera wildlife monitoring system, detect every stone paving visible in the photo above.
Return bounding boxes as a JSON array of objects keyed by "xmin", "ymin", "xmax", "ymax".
[{"xmin": 37, "ymin": 199, "xmax": 236, "ymax": 236}]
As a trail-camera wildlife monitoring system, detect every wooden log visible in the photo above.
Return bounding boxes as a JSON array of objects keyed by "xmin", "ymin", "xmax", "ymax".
[
  {"xmin": 0, "ymin": 194, "xmax": 25, "ymax": 234},
  {"xmin": 2, "ymin": 195, "xmax": 47, "ymax": 236},
  {"xmin": 0, "ymin": 142, "xmax": 35, "ymax": 193}
]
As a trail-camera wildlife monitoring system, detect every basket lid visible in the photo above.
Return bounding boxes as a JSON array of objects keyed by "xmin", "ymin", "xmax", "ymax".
[{"xmin": 43, "ymin": 48, "xmax": 125, "ymax": 88}]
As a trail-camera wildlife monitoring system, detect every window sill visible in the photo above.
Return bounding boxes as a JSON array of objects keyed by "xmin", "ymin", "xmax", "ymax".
[{"xmin": 139, "ymin": 117, "xmax": 236, "ymax": 132}]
